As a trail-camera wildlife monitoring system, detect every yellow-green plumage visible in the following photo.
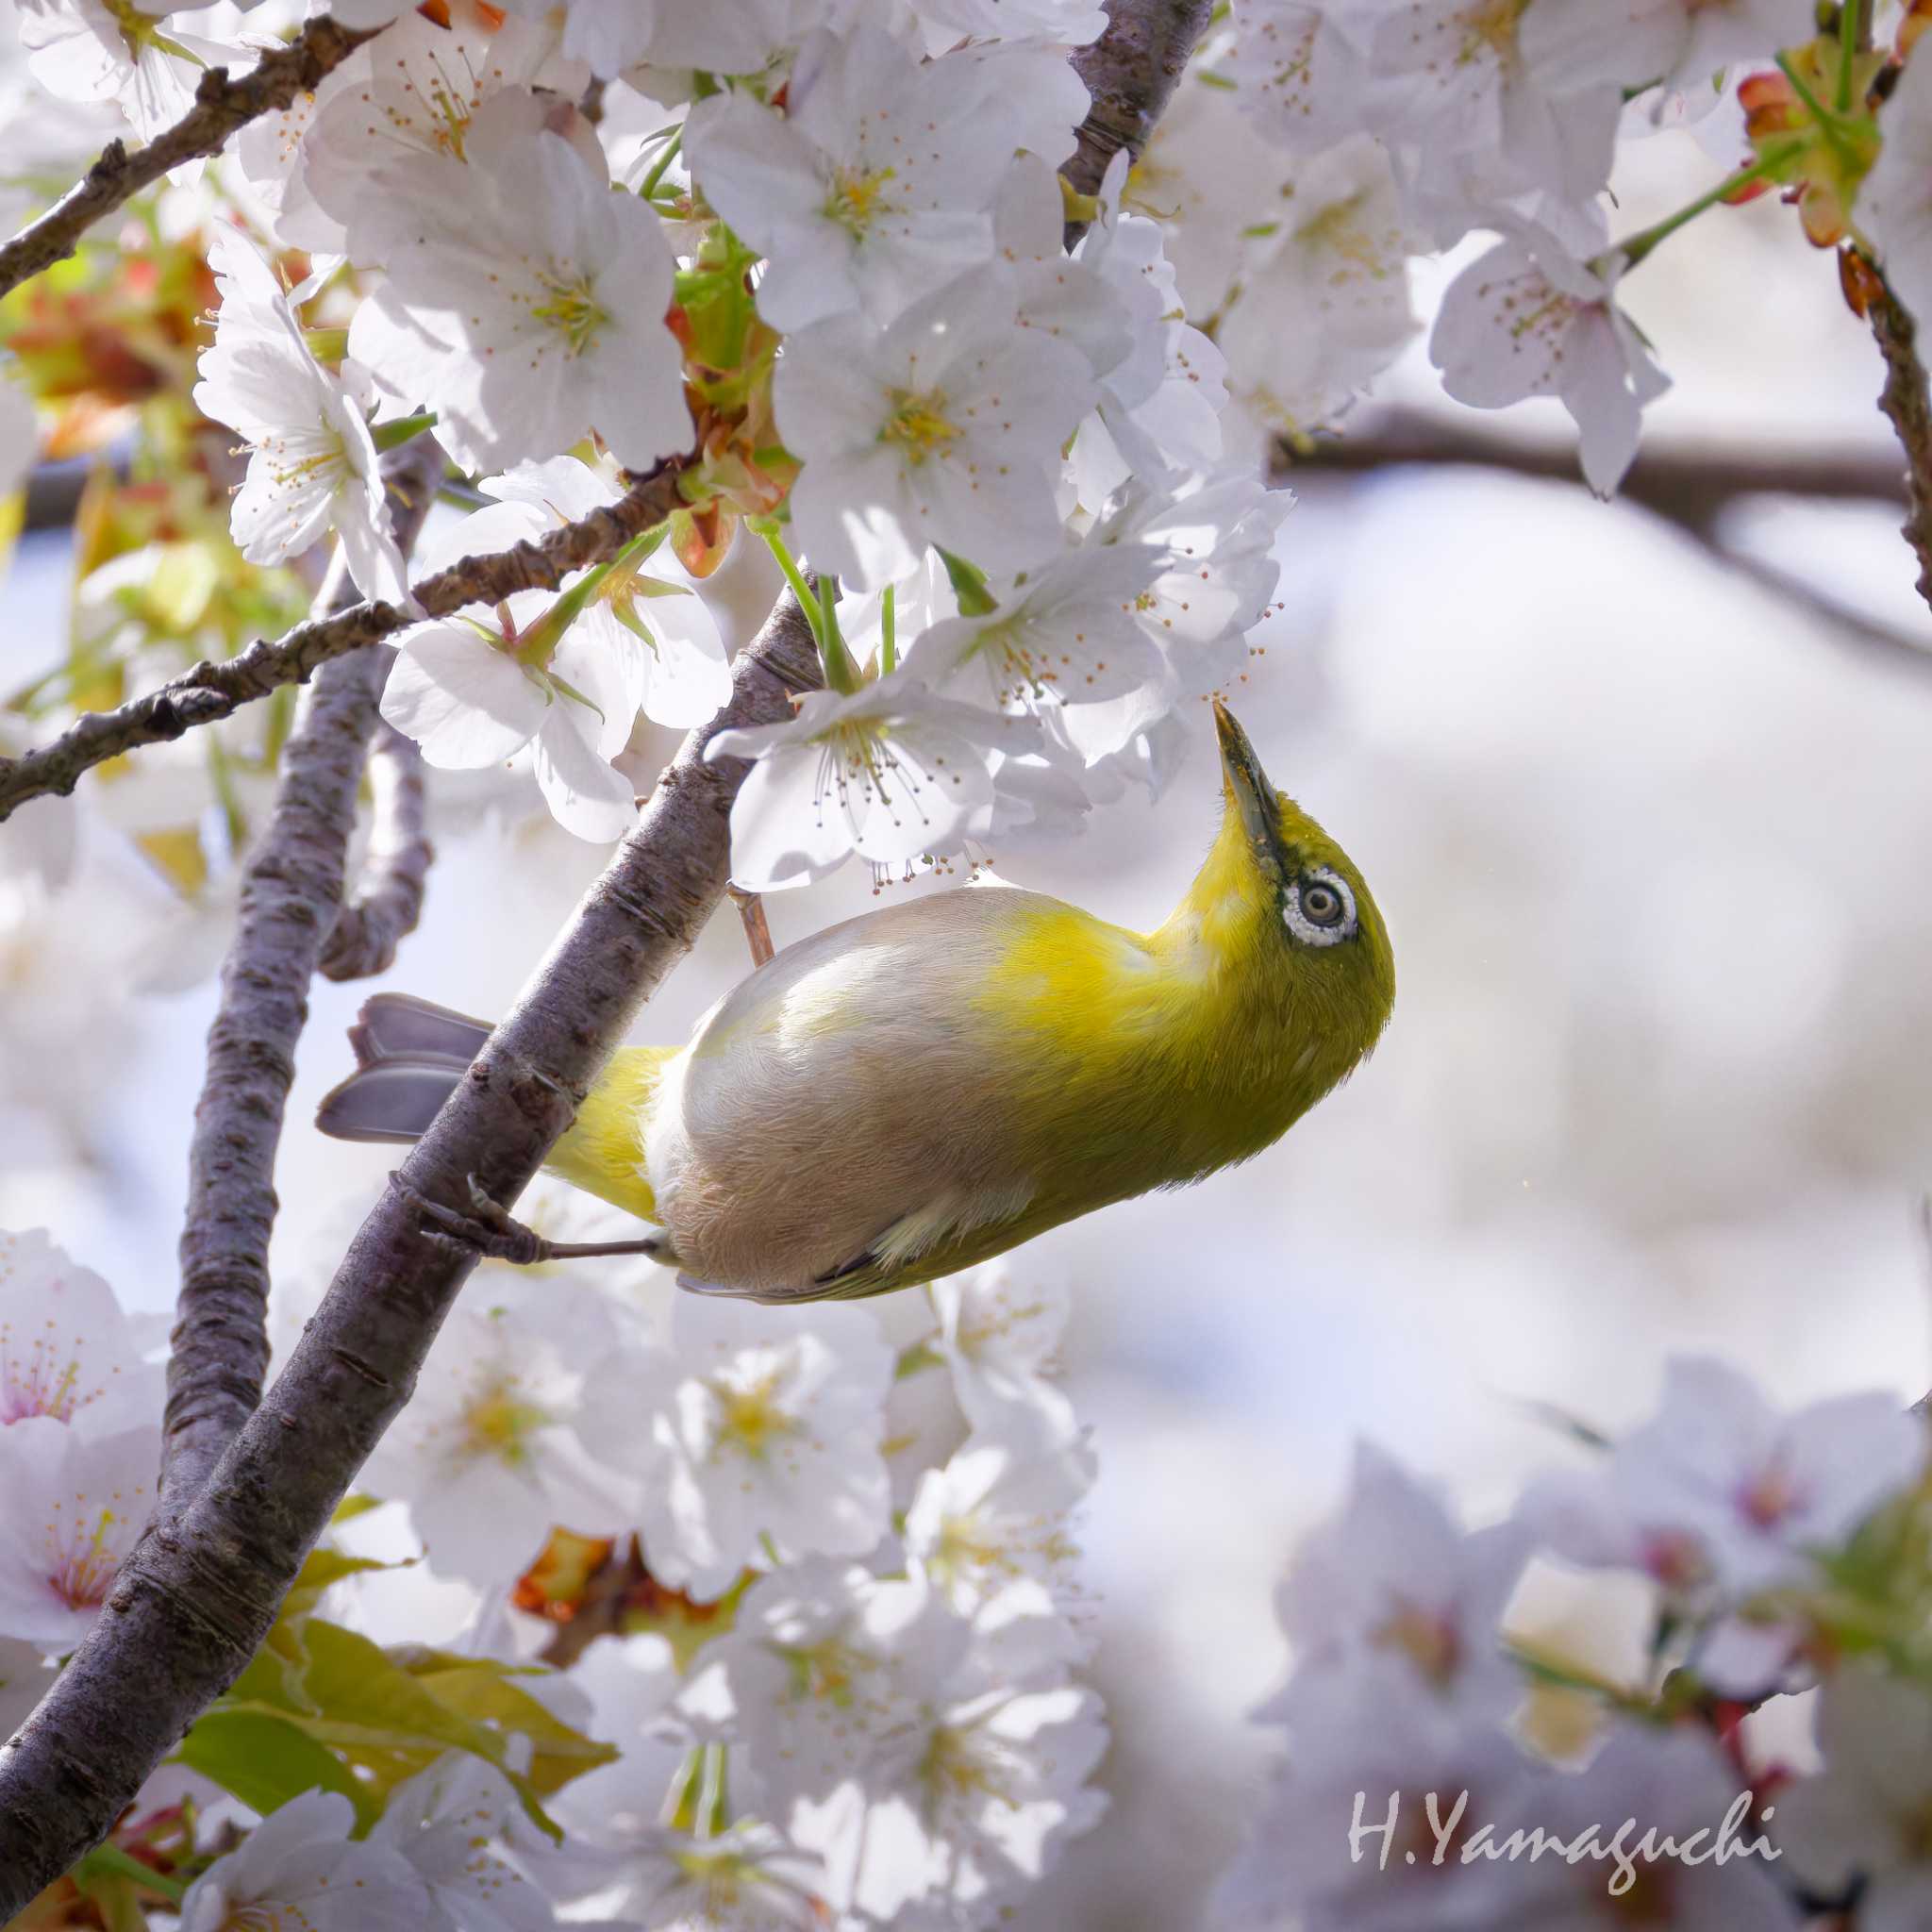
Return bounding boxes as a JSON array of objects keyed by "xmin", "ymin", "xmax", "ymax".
[
  {"xmin": 319, "ymin": 705, "xmax": 1394, "ymax": 1302},
  {"xmin": 539, "ymin": 705, "xmax": 1394, "ymax": 1299}
]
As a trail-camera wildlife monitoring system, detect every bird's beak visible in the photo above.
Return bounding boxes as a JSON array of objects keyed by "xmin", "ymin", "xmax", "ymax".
[{"xmin": 1213, "ymin": 698, "xmax": 1284, "ymax": 874}]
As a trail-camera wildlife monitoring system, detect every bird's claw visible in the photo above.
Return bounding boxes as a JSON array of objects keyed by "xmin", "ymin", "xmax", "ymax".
[{"xmin": 394, "ymin": 1172, "xmax": 554, "ymax": 1266}]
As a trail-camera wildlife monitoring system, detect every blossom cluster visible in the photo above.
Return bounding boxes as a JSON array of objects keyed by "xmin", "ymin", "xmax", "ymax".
[
  {"xmin": 133, "ymin": 0, "xmax": 1290, "ymax": 873},
  {"xmin": 1182, "ymin": 0, "xmax": 1932, "ymax": 493},
  {"xmin": 3, "ymin": 0, "xmax": 1928, "ymax": 884},
  {"xmin": 0, "ymin": 1201, "xmax": 1106, "ymax": 1930},
  {"xmin": 1215, "ymin": 1357, "xmax": 1932, "ymax": 1930}
]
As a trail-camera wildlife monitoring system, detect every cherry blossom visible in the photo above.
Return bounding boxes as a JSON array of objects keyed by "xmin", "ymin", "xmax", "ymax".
[
  {"xmin": 1431, "ymin": 220, "xmax": 1672, "ymax": 495},
  {"xmin": 0, "ymin": 1227, "xmax": 159, "ymax": 1435},
  {"xmin": 380, "ymin": 587, "xmax": 644, "ymax": 845},
  {"xmin": 679, "ymin": 1559, "xmax": 956, "ymax": 1809},
  {"xmin": 546, "ymin": 1633, "xmax": 691, "ymax": 1845},
  {"xmin": 17, "ymin": 0, "xmax": 234, "ymax": 142},
  {"xmin": 1096, "ymin": 468, "xmax": 1294, "ymax": 692},
  {"xmin": 1593, "ymin": 1357, "xmax": 1927, "ymax": 1597},
  {"xmin": 686, "ymin": 26, "xmax": 1082, "ymax": 331},
  {"xmin": 708, "ymin": 667, "xmax": 1036, "ymax": 889},
  {"xmin": 1229, "ymin": 1, "xmax": 1384, "ymax": 158},
  {"xmin": 352, "ymin": 1218, "xmax": 655, "ymax": 1580},
  {"xmin": 346, "ymin": 90, "xmax": 687, "ymax": 473},
  {"xmin": 480, "ymin": 457, "xmax": 734, "ymax": 730},
  {"xmin": 903, "ymin": 1427, "xmax": 1095, "ymax": 1634},
  {"xmin": 0, "ymin": 1416, "xmax": 157, "ymax": 1649},
  {"xmin": 813, "ymin": 1645, "xmax": 1109, "ymax": 1924},
  {"xmin": 585, "ymin": 1820, "xmax": 829, "ymax": 1929},
  {"xmin": 1215, "ymin": 134, "xmax": 1420, "ymax": 432},
  {"xmin": 192, "ymin": 226, "xmax": 408, "ymax": 602},
  {"xmin": 1071, "ymin": 158, "xmax": 1230, "ymax": 499},
  {"xmin": 175, "ymin": 1790, "xmax": 425, "ymax": 1932},
  {"xmin": 1272, "ymin": 1442, "xmax": 1534, "ymax": 1724},
  {"xmin": 586, "ymin": 1296, "xmax": 895, "ymax": 1600},
  {"xmin": 1776, "ymin": 1665, "xmax": 1932, "ymax": 1926},
  {"xmin": 372, "ymin": 1752, "xmax": 561, "ymax": 1931},
  {"xmin": 774, "ymin": 266, "xmax": 1097, "ymax": 591},
  {"xmin": 928, "ymin": 1261, "xmax": 1076, "ymax": 1440},
  {"xmin": 1524, "ymin": 0, "xmax": 1820, "ymax": 98},
  {"xmin": 922, "ymin": 539, "xmax": 1172, "ymax": 724},
  {"xmin": 280, "ymin": 8, "xmax": 549, "ymax": 261}
]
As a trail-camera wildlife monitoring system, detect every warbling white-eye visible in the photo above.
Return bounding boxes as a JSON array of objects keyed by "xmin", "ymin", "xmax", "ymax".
[{"xmin": 318, "ymin": 700, "xmax": 1395, "ymax": 1301}]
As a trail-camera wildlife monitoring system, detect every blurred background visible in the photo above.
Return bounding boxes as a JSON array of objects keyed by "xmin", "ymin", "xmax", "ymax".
[{"xmin": 4, "ymin": 27, "xmax": 1932, "ymax": 1932}]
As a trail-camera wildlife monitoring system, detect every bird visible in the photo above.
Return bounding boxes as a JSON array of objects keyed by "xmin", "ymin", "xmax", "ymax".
[{"xmin": 316, "ymin": 699, "xmax": 1395, "ymax": 1303}]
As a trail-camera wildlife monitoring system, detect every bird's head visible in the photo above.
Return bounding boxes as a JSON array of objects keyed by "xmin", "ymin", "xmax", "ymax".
[{"xmin": 1169, "ymin": 700, "xmax": 1395, "ymax": 1070}]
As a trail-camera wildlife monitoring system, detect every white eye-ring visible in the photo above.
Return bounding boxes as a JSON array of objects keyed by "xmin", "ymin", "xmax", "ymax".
[{"xmin": 1283, "ymin": 866, "xmax": 1357, "ymax": 947}]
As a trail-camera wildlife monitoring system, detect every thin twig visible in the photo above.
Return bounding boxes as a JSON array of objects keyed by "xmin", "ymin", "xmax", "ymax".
[
  {"xmin": 0, "ymin": 453, "xmax": 691, "ymax": 824},
  {"xmin": 161, "ymin": 435, "xmax": 444, "ymax": 1515},
  {"xmin": 1868, "ymin": 286, "xmax": 1932, "ymax": 614},
  {"xmin": 0, "ymin": 593, "xmax": 823, "ymax": 1910},
  {"xmin": 727, "ymin": 886, "xmax": 776, "ymax": 969},
  {"xmin": 0, "ymin": 16, "xmax": 374, "ymax": 300},
  {"xmin": 318, "ymin": 709, "xmax": 433, "ymax": 982}
]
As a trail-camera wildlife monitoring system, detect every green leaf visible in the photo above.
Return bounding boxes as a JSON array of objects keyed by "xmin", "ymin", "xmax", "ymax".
[
  {"xmin": 404, "ymin": 1655, "xmax": 619, "ymax": 1798},
  {"xmin": 175, "ymin": 1709, "xmax": 378, "ymax": 1830},
  {"xmin": 230, "ymin": 1545, "xmax": 399, "ymax": 1708},
  {"xmin": 222, "ymin": 1621, "xmax": 615, "ymax": 1839}
]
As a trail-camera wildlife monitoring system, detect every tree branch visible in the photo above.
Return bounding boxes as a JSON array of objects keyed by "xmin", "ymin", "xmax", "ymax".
[
  {"xmin": 0, "ymin": 454, "xmax": 692, "ymax": 824},
  {"xmin": 1868, "ymin": 286, "xmax": 1932, "ymax": 614},
  {"xmin": 0, "ymin": 7, "xmax": 1213, "ymax": 1893},
  {"xmin": 160, "ymin": 437, "xmax": 445, "ymax": 1516},
  {"xmin": 1281, "ymin": 405, "xmax": 1932, "ymax": 665},
  {"xmin": 1278, "ymin": 405, "xmax": 1911, "ymax": 533},
  {"xmin": 318, "ymin": 711, "xmax": 433, "ymax": 983},
  {"xmin": 0, "ymin": 593, "xmax": 823, "ymax": 1909},
  {"xmin": 0, "ymin": 16, "xmax": 375, "ymax": 301},
  {"xmin": 1065, "ymin": 0, "xmax": 1216, "ymax": 199}
]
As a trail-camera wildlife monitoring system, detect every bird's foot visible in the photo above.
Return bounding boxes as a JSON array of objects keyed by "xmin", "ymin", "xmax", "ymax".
[
  {"xmin": 397, "ymin": 1173, "xmax": 673, "ymax": 1268},
  {"xmin": 400, "ymin": 1173, "xmax": 558, "ymax": 1265}
]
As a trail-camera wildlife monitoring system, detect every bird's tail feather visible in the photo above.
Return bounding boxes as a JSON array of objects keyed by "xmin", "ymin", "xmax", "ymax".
[
  {"xmin": 349, "ymin": 991, "xmax": 492, "ymax": 1068},
  {"xmin": 318, "ymin": 993, "xmax": 491, "ymax": 1145}
]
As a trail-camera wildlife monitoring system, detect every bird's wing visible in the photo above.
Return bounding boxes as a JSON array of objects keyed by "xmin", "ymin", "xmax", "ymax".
[
  {"xmin": 679, "ymin": 1177, "xmax": 1041, "ymax": 1305},
  {"xmin": 658, "ymin": 886, "xmax": 1090, "ymax": 1298}
]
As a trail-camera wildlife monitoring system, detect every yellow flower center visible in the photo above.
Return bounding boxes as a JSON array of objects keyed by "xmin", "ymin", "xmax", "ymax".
[
  {"xmin": 1457, "ymin": 0, "xmax": 1527, "ymax": 63},
  {"xmin": 1372, "ymin": 1599, "xmax": 1462, "ymax": 1688},
  {"xmin": 824, "ymin": 164, "xmax": 899, "ymax": 235},
  {"xmin": 50, "ymin": 1507, "xmax": 120, "ymax": 1612},
  {"xmin": 531, "ymin": 274, "xmax": 608, "ymax": 356},
  {"xmin": 463, "ymin": 1381, "xmax": 549, "ymax": 1468},
  {"xmin": 881, "ymin": 390, "xmax": 960, "ymax": 464},
  {"xmin": 716, "ymin": 1367, "xmax": 793, "ymax": 1459}
]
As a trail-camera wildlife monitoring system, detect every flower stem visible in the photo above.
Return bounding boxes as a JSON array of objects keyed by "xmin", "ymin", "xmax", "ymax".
[
  {"xmin": 758, "ymin": 527, "xmax": 861, "ymax": 693},
  {"xmin": 697, "ymin": 1740, "xmax": 730, "ymax": 1838},
  {"xmin": 72, "ymin": 1842, "xmax": 184, "ymax": 1903},
  {"xmin": 639, "ymin": 126, "xmax": 684, "ymax": 202},
  {"xmin": 1774, "ymin": 47, "xmax": 1833, "ymax": 125},
  {"xmin": 1837, "ymin": 0, "xmax": 1861, "ymax": 111},
  {"xmin": 880, "ymin": 585, "xmax": 896, "ymax": 675},
  {"xmin": 1613, "ymin": 151, "xmax": 1789, "ymax": 271},
  {"xmin": 513, "ymin": 524, "xmax": 662, "ymax": 669}
]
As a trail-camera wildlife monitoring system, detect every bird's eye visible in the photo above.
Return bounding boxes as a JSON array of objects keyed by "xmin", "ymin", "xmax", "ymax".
[
  {"xmin": 1283, "ymin": 867, "xmax": 1357, "ymax": 948},
  {"xmin": 1302, "ymin": 883, "xmax": 1343, "ymax": 926}
]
